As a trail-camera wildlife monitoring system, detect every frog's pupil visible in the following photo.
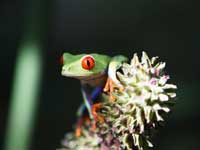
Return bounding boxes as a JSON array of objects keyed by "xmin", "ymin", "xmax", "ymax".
[{"xmin": 87, "ymin": 60, "xmax": 90, "ymax": 67}]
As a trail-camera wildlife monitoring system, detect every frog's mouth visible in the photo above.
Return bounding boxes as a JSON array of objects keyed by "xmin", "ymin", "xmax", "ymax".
[
  {"xmin": 62, "ymin": 71, "xmax": 106, "ymax": 80},
  {"xmin": 62, "ymin": 70, "xmax": 108, "ymax": 87}
]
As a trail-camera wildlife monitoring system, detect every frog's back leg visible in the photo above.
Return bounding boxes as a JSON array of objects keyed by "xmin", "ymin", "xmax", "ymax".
[
  {"xmin": 75, "ymin": 87, "xmax": 104, "ymax": 137},
  {"xmin": 76, "ymin": 87, "xmax": 103, "ymax": 118}
]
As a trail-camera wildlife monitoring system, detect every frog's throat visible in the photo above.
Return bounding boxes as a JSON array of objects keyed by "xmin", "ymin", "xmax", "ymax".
[{"xmin": 80, "ymin": 73, "xmax": 108, "ymax": 87}]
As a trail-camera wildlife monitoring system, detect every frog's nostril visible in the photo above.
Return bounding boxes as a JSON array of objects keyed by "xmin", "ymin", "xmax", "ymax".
[{"xmin": 62, "ymin": 68, "xmax": 66, "ymax": 72}]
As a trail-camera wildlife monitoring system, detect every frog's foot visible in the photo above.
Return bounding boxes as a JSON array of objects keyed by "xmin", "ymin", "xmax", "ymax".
[
  {"xmin": 103, "ymin": 77, "xmax": 124, "ymax": 101},
  {"xmin": 91, "ymin": 103, "xmax": 104, "ymax": 130},
  {"xmin": 92, "ymin": 103, "xmax": 104, "ymax": 122},
  {"xmin": 75, "ymin": 116, "xmax": 91, "ymax": 137},
  {"xmin": 75, "ymin": 126, "xmax": 82, "ymax": 137}
]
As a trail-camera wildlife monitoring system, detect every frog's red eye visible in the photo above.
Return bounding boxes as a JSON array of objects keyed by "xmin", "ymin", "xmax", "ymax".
[
  {"xmin": 59, "ymin": 55, "xmax": 64, "ymax": 65},
  {"xmin": 81, "ymin": 56, "xmax": 95, "ymax": 70}
]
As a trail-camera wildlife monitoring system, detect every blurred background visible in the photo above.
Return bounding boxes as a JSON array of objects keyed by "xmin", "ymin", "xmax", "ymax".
[{"xmin": 0, "ymin": 0, "xmax": 199, "ymax": 150}]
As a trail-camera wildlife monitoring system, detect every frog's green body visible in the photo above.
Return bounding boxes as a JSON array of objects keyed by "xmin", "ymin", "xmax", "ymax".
[{"xmin": 61, "ymin": 53, "xmax": 128, "ymax": 118}]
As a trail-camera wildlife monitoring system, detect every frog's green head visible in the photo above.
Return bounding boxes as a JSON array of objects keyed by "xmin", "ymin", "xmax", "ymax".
[{"xmin": 61, "ymin": 53, "xmax": 111, "ymax": 80}]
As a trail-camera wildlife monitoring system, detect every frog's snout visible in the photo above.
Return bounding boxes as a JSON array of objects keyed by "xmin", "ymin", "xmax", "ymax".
[{"xmin": 61, "ymin": 67, "xmax": 67, "ymax": 76}]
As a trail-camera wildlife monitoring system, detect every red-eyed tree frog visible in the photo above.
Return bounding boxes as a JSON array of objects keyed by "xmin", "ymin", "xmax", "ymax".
[{"xmin": 60, "ymin": 53, "xmax": 128, "ymax": 136}]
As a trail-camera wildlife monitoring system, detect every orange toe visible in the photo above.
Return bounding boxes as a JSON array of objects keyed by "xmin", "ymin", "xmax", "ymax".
[
  {"xmin": 75, "ymin": 126, "xmax": 82, "ymax": 137},
  {"xmin": 75, "ymin": 116, "xmax": 91, "ymax": 137},
  {"xmin": 91, "ymin": 103, "xmax": 105, "ymax": 130},
  {"xmin": 92, "ymin": 122, "xmax": 97, "ymax": 131},
  {"xmin": 103, "ymin": 78, "xmax": 111, "ymax": 92},
  {"xmin": 103, "ymin": 77, "xmax": 124, "ymax": 102},
  {"xmin": 119, "ymin": 85, "xmax": 125, "ymax": 91},
  {"xmin": 109, "ymin": 93, "xmax": 116, "ymax": 102}
]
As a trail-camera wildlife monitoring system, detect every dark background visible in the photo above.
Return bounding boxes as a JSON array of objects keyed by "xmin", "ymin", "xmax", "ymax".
[{"xmin": 1, "ymin": 0, "xmax": 200, "ymax": 149}]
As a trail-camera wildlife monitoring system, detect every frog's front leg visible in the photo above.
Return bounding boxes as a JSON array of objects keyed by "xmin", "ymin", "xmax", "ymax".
[
  {"xmin": 104, "ymin": 55, "xmax": 128, "ymax": 101},
  {"xmin": 81, "ymin": 87, "xmax": 93, "ymax": 118},
  {"xmin": 80, "ymin": 87, "xmax": 103, "ymax": 118}
]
